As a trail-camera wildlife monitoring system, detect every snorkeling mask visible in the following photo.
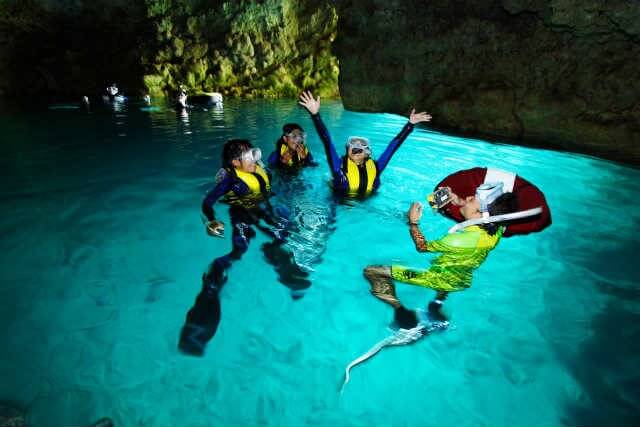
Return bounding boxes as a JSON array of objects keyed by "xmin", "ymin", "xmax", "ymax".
[
  {"xmin": 346, "ymin": 136, "xmax": 372, "ymax": 156},
  {"xmin": 285, "ymin": 131, "xmax": 307, "ymax": 150},
  {"xmin": 239, "ymin": 147, "xmax": 262, "ymax": 163},
  {"xmin": 286, "ymin": 131, "xmax": 307, "ymax": 142},
  {"xmin": 475, "ymin": 182, "xmax": 504, "ymax": 215}
]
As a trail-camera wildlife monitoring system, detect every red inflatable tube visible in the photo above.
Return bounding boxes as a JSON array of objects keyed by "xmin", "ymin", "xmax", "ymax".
[{"xmin": 435, "ymin": 167, "xmax": 551, "ymax": 237}]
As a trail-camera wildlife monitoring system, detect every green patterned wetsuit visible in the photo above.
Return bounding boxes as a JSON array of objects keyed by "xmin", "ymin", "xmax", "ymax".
[{"xmin": 391, "ymin": 225, "xmax": 503, "ymax": 292}]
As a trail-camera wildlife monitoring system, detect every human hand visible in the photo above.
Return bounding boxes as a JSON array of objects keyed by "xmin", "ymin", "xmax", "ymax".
[
  {"xmin": 206, "ymin": 220, "xmax": 224, "ymax": 237},
  {"xmin": 299, "ymin": 90, "xmax": 320, "ymax": 115},
  {"xmin": 281, "ymin": 150, "xmax": 293, "ymax": 164},
  {"xmin": 440, "ymin": 187, "xmax": 464, "ymax": 206},
  {"xmin": 295, "ymin": 144, "xmax": 307, "ymax": 159},
  {"xmin": 408, "ymin": 202, "xmax": 424, "ymax": 225},
  {"xmin": 408, "ymin": 108, "xmax": 432, "ymax": 125}
]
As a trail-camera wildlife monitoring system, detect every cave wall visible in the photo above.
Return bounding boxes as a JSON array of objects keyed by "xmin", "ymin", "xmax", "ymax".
[
  {"xmin": 0, "ymin": 0, "xmax": 338, "ymax": 100},
  {"xmin": 334, "ymin": 0, "xmax": 640, "ymax": 165},
  {"xmin": 142, "ymin": 0, "xmax": 338, "ymax": 98},
  {"xmin": 0, "ymin": 0, "xmax": 151, "ymax": 100},
  {"xmin": 1, "ymin": 0, "xmax": 638, "ymax": 164}
]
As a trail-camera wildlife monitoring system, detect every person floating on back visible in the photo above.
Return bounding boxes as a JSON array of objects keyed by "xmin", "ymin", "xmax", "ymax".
[
  {"xmin": 363, "ymin": 184, "xmax": 519, "ymax": 329},
  {"xmin": 298, "ymin": 90, "xmax": 432, "ymax": 198},
  {"xmin": 267, "ymin": 123, "xmax": 318, "ymax": 170}
]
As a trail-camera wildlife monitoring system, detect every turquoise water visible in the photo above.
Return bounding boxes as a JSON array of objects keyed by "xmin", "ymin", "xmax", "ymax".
[{"xmin": 1, "ymin": 100, "xmax": 639, "ymax": 426}]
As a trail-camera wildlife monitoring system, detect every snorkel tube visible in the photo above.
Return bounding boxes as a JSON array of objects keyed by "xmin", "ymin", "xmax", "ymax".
[
  {"xmin": 447, "ymin": 182, "xmax": 543, "ymax": 234},
  {"xmin": 448, "ymin": 207, "xmax": 543, "ymax": 234}
]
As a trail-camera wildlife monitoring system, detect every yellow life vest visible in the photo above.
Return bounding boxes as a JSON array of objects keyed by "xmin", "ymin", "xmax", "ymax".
[
  {"xmin": 343, "ymin": 157, "xmax": 377, "ymax": 197},
  {"xmin": 232, "ymin": 165, "xmax": 271, "ymax": 196},
  {"xmin": 279, "ymin": 143, "xmax": 309, "ymax": 166}
]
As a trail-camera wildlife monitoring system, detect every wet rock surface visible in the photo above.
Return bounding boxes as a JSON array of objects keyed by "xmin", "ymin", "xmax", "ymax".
[
  {"xmin": 1, "ymin": 0, "xmax": 637, "ymax": 163},
  {"xmin": 334, "ymin": 0, "xmax": 640, "ymax": 165}
]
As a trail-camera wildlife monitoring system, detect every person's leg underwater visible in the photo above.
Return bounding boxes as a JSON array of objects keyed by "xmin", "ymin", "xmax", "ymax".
[
  {"xmin": 428, "ymin": 291, "xmax": 449, "ymax": 322},
  {"xmin": 257, "ymin": 208, "xmax": 311, "ymax": 299},
  {"xmin": 363, "ymin": 265, "xmax": 418, "ymax": 329},
  {"xmin": 179, "ymin": 206, "xmax": 256, "ymax": 356},
  {"xmin": 202, "ymin": 205, "xmax": 256, "ymax": 292}
]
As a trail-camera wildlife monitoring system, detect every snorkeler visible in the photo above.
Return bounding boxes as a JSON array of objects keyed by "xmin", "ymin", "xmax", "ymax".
[
  {"xmin": 104, "ymin": 83, "xmax": 127, "ymax": 104},
  {"xmin": 267, "ymin": 123, "xmax": 319, "ymax": 169},
  {"xmin": 179, "ymin": 139, "xmax": 311, "ymax": 355},
  {"xmin": 201, "ymin": 138, "xmax": 310, "ymax": 293},
  {"xmin": 363, "ymin": 185, "xmax": 519, "ymax": 329},
  {"xmin": 433, "ymin": 167, "xmax": 551, "ymax": 236},
  {"xmin": 176, "ymin": 90, "xmax": 188, "ymax": 110},
  {"xmin": 298, "ymin": 90, "xmax": 432, "ymax": 197},
  {"xmin": 106, "ymin": 83, "xmax": 118, "ymax": 99}
]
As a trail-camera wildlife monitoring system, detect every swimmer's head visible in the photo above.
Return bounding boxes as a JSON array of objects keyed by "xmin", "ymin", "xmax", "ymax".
[
  {"xmin": 223, "ymin": 139, "xmax": 252, "ymax": 167},
  {"xmin": 222, "ymin": 139, "xmax": 260, "ymax": 173},
  {"xmin": 283, "ymin": 123, "xmax": 303, "ymax": 135},
  {"xmin": 345, "ymin": 136, "xmax": 371, "ymax": 164},
  {"xmin": 282, "ymin": 123, "xmax": 306, "ymax": 150}
]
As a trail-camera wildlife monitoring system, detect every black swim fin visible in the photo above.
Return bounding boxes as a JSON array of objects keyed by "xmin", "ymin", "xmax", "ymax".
[
  {"xmin": 394, "ymin": 306, "xmax": 419, "ymax": 329},
  {"xmin": 178, "ymin": 288, "xmax": 221, "ymax": 356}
]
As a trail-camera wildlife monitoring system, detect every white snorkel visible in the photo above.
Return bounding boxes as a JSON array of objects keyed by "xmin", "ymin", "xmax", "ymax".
[
  {"xmin": 477, "ymin": 182, "xmax": 504, "ymax": 218},
  {"xmin": 448, "ymin": 182, "xmax": 543, "ymax": 234}
]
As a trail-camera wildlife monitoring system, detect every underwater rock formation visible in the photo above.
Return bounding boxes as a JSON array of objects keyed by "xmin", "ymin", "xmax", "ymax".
[{"xmin": 334, "ymin": 0, "xmax": 640, "ymax": 165}]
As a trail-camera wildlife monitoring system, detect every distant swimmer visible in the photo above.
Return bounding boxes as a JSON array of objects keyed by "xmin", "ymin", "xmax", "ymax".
[
  {"xmin": 81, "ymin": 95, "xmax": 90, "ymax": 111},
  {"xmin": 106, "ymin": 82, "xmax": 118, "ymax": 100},
  {"xmin": 267, "ymin": 123, "xmax": 318, "ymax": 170},
  {"xmin": 298, "ymin": 90, "xmax": 431, "ymax": 198},
  {"xmin": 210, "ymin": 92, "xmax": 223, "ymax": 106},
  {"xmin": 176, "ymin": 90, "xmax": 188, "ymax": 110}
]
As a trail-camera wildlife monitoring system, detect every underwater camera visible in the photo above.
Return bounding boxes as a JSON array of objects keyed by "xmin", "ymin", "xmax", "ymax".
[{"xmin": 427, "ymin": 187, "xmax": 452, "ymax": 209}]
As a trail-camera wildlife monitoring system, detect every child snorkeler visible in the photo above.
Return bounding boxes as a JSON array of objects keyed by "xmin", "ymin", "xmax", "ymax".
[{"xmin": 298, "ymin": 90, "xmax": 431, "ymax": 198}]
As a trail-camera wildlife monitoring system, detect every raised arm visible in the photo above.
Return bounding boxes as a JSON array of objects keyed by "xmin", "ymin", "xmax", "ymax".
[
  {"xmin": 299, "ymin": 91, "xmax": 342, "ymax": 176},
  {"xmin": 376, "ymin": 109, "xmax": 432, "ymax": 174}
]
